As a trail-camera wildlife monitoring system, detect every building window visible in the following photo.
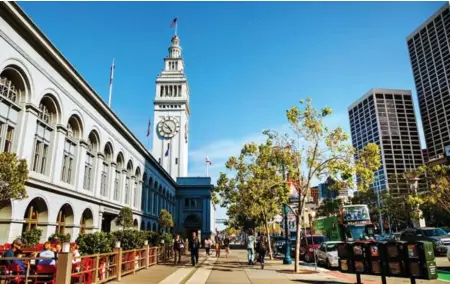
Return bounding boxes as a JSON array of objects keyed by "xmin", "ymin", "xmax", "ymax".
[
  {"xmin": 83, "ymin": 151, "xmax": 93, "ymax": 190},
  {"xmin": 125, "ymin": 176, "xmax": 130, "ymax": 204},
  {"xmin": 23, "ymin": 203, "xmax": 38, "ymax": 232},
  {"xmin": 80, "ymin": 216, "xmax": 87, "ymax": 234},
  {"xmin": 61, "ymin": 140, "xmax": 76, "ymax": 183},
  {"xmin": 56, "ymin": 209, "xmax": 67, "ymax": 235},
  {"xmin": 114, "ymin": 171, "xmax": 120, "ymax": 201},
  {"xmin": 100, "ymin": 162, "xmax": 108, "ymax": 196},
  {"xmin": 4, "ymin": 126, "xmax": 14, "ymax": 153},
  {"xmin": 133, "ymin": 181, "xmax": 138, "ymax": 207}
]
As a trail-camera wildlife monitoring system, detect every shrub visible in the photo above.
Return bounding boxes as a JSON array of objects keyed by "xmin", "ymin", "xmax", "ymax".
[
  {"xmin": 76, "ymin": 232, "xmax": 115, "ymax": 255},
  {"xmin": 160, "ymin": 232, "xmax": 173, "ymax": 245},
  {"xmin": 116, "ymin": 207, "xmax": 134, "ymax": 229},
  {"xmin": 146, "ymin": 231, "xmax": 160, "ymax": 246},
  {"xmin": 48, "ymin": 233, "xmax": 71, "ymax": 243},
  {"xmin": 19, "ymin": 228, "xmax": 42, "ymax": 247},
  {"xmin": 111, "ymin": 230, "xmax": 147, "ymax": 251}
]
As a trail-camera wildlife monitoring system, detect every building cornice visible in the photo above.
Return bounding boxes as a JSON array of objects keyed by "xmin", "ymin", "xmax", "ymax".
[{"xmin": 1, "ymin": 2, "xmax": 176, "ymax": 187}]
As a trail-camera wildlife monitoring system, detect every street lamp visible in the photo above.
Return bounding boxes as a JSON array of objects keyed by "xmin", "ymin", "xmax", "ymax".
[
  {"xmin": 282, "ymin": 164, "xmax": 293, "ymax": 265},
  {"xmin": 375, "ymin": 178, "xmax": 384, "ymax": 235}
]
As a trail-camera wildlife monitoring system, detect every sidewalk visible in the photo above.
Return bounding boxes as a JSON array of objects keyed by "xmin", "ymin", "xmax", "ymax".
[{"xmin": 110, "ymin": 253, "xmax": 206, "ymax": 284}]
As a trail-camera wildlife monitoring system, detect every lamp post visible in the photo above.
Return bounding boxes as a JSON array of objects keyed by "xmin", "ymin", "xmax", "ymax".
[
  {"xmin": 282, "ymin": 164, "xmax": 292, "ymax": 265},
  {"xmin": 375, "ymin": 180, "xmax": 384, "ymax": 235}
]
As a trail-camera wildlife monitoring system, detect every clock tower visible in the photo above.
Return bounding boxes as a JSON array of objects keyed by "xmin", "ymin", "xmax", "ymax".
[{"xmin": 152, "ymin": 35, "xmax": 190, "ymax": 179}]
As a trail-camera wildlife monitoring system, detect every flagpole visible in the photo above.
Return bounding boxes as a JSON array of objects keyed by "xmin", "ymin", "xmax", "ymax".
[
  {"xmin": 206, "ymin": 162, "xmax": 209, "ymax": 177},
  {"xmin": 108, "ymin": 58, "xmax": 115, "ymax": 108}
]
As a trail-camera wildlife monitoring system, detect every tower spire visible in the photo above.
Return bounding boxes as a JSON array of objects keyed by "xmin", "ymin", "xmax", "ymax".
[{"xmin": 168, "ymin": 35, "xmax": 181, "ymax": 58}]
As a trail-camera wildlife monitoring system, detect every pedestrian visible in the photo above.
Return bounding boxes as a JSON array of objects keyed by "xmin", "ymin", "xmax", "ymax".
[
  {"xmin": 215, "ymin": 234, "xmax": 221, "ymax": 258},
  {"xmin": 2, "ymin": 239, "xmax": 22, "ymax": 266},
  {"xmin": 223, "ymin": 236, "xmax": 230, "ymax": 258},
  {"xmin": 247, "ymin": 229, "xmax": 256, "ymax": 265},
  {"xmin": 173, "ymin": 234, "xmax": 184, "ymax": 265},
  {"xmin": 257, "ymin": 232, "xmax": 268, "ymax": 269},
  {"xmin": 204, "ymin": 237, "xmax": 212, "ymax": 256},
  {"xmin": 190, "ymin": 232, "xmax": 200, "ymax": 266}
]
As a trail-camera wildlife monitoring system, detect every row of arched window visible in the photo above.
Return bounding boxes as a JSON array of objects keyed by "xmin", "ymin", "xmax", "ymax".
[{"xmin": 0, "ymin": 63, "xmax": 175, "ymax": 216}]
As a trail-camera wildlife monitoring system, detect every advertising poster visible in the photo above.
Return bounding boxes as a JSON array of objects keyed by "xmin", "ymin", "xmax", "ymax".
[
  {"xmin": 371, "ymin": 261, "xmax": 381, "ymax": 274},
  {"xmin": 355, "ymin": 261, "xmax": 365, "ymax": 272},
  {"xmin": 387, "ymin": 245, "xmax": 399, "ymax": 258},
  {"xmin": 370, "ymin": 246, "xmax": 379, "ymax": 257},
  {"xmin": 389, "ymin": 262, "xmax": 401, "ymax": 275}
]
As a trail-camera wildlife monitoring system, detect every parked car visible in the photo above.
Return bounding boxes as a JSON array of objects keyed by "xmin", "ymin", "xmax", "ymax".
[
  {"xmin": 300, "ymin": 235, "xmax": 328, "ymax": 262},
  {"xmin": 400, "ymin": 227, "xmax": 450, "ymax": 256},
  {"xmin": 316, "ymin": 241, "xmax": 342, "ymax": 268},
  {"xmin": 442, "ymin": 228, "xmax": 450, "ymax": 234}
]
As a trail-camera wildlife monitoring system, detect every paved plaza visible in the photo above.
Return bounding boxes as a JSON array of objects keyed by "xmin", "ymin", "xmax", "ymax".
[{"xmin": 113, "ymin": 249, "xmax": 450, "ymax": 284}]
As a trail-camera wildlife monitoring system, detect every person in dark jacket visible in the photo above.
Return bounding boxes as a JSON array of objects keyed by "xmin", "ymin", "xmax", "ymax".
[
  {"xmin": 2, "ymin": 239, "xmax": 22, "ymax": 265},
  {"xmin": 190, "ymin": 232, "xmax": 200, "ymax": 266},
  {"xmin": 173, "ymin": 234, "xmax": 185, "ymax": 265},
  {"xmin": 257, "ymin": 232, "xmax": 269, "ymax": 269}
]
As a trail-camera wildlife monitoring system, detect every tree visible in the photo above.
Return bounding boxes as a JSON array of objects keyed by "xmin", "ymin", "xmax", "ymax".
[
  {"xmin": 418, "ymin": 164, "xmax": 450, "ymax": 215},
  {"xmin": 316, "ymin": 198, "xmax": 342, "ymax": 217},
  {"xmin": 158, "ymin": 209, "xmax": 174, "ymax": 232},
  {"xmin": 271, "ymin": 97, "xmax": 380, "ymax": 273},
  {"xmin": 116, "ymin": 207, "xmax": 134, "ymax": 229},
  {"xmin": 0, "ymin": 152, "xmax": 28, "ymax": 202},
  {"xmin": 215, "ymin": 135, "xmax": 293, "ymax": 260}
]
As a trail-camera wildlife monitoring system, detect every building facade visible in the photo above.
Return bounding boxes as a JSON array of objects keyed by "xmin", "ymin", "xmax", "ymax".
[
  {"xmin": 348, "ymin": 89, "xmax": 424, "ymax": 195},
  {"xmin": 0, "ymin": 2, "xmax": 214, "ymax": 243},
  {"xmin": 407, "ymin": 3, "xmax": 450, "ymax": 162}
]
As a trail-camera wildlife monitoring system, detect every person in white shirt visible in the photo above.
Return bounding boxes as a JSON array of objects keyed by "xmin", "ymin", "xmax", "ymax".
[
  {"xmin": 247, "ymin": 229, "xmax": 256, "ymax": 265},
  {"xmin": 37, "ymin": 242, "xmax": 56, "ymax": 265}
]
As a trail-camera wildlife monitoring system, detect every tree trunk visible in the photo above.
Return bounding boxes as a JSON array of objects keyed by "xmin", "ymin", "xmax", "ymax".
[
  {"xmin": 295, "ymin": 212, "xmax": 301, "ymax": 273},
  {"xmin": 264, "ymin": 218, "xmax": 273, "ymax": 260}
]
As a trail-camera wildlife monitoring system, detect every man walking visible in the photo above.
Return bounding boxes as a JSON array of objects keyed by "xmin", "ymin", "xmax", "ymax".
[
  {"xmin": 190, "ymin": 232, "xmax": 200, "ymax": 266},
  {"xmin": 247, "ymin": 229, "xmax": 256, "ymax": 265},
  {"xmin": 173, "ymin": 234, "xmax": 184, "ymax": 265},
  {"xmin": 257, "ymin": 232, "xmax": 269, "ymax": 269}
]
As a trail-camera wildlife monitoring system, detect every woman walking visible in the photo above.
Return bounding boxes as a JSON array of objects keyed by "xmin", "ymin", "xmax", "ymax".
[
  {"xmin": 204, "ymin": 237, "xmax": 212, "ymax": 256},
  {"xmin": 215, "ymin": 235, "xmax": 221, "ymax": 258},
  {"xmin": 257, "ymin": 232, "xmax": 269, "ymax": 269}
]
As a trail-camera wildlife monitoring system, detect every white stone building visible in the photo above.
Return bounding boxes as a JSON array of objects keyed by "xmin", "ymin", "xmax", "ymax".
[{"xmin": 0, "ymin": 2, "xmax": 187, "ymax": 243}]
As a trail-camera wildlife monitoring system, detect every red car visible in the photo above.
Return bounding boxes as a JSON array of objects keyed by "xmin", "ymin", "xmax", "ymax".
[{"xmin": 300, "ymin": 235, "xmax": 328, "ymax": 262}]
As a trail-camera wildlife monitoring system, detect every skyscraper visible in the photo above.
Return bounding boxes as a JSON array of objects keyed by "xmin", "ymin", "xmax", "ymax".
[
  {"xmin": 407, "ymin": 3, "xmax": 450, "ymax": 162},
  {"xmin": 348, "ymin": 89, "xmax": 424, "ymax": 195}
]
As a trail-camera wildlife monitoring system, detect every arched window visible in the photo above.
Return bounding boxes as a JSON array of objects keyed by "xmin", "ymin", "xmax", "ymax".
[
  {"xmin": 101, "ymin": 143, "xmax": 113, "ymax": 197},
  {"xmin": 125, "ymin": 160, "xmax": 133, "ymax": 205},
  {"xmin": 134, "ymin": 167, "xmax": 141, "ymax": 208},
  {"xmin": 56, "ymin": 204, "xmax": 74, "ymax": 235},
  {"xmin": 32, "ymin": 95, "xmax": 59, "ymax": 175},
  {"xmin": 147, "ymin": 177, "xmax": 153, "ymax": 213},
  {"xmin": 114, "ymin": 153, "xmax": 124, "ymax": 201},
  {"xmin": 153, "ymin": 182, "xmax": 158, "ymax": 215},
  {"xmin": 0, "ymin": 67, "xmax": 28, "ymax": 153},
  {"xmin": 80, "ymin": 208, "xmax": 93, "ymax": 235},
  {"xmin": 84, "ymin": 131, "xmax": 99, "ymax": 191},
  {"xmin": 61, "ymin": 115, "xmax": 82, "ymax": 184},
  {"xmin": 141, "ymin": 173, "xmax": 147, "ymax": 211}
]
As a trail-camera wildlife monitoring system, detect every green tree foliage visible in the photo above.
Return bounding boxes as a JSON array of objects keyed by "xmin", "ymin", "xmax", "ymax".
[
  {"xmin": 417, "ymin": 164, "xmax": 450, "ymax": 215},
  {"xmin": 48, "ymin": 233, "xmax": 71, "ymax": 243},
  {"xmin": 278, "ymin": 97, "xmax": 380, "ymax": 273},
  {"xmin": 0, "ymin": 152, "xmax": 28, "ymax": 202},
  {"xmin": 158, "ymin": 209, "xmax": 174, "ymax": 232},
  {"xmin": 116, "ymin": 207, "xmax": 134, "ymax": 229},
  {"xmin": 317, "ymin": 198, "xmax": 342, "ymax": 217},
  {"xmin": 111, "ymin": 229, "xmax": 147, "ymax": 251},
  {"xmin": 215, "ymin": 135, "xmax": 294, "ymax": 260},
  {"xmin": 76, "ymin": 232, "xmax": 115, "ymax": 255},
  {"xmin": 19, "ymin": 228, "xmax": 42, "ymax": 247}
]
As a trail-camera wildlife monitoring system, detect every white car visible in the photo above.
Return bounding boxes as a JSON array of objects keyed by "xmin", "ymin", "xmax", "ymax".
[
  {"xmin": 447, "ymin": 244, "xmax": 450, "ymax": 262},
  {"xmin": 316, "ymin": 241, "xmax": 342, "ymax": 269}
]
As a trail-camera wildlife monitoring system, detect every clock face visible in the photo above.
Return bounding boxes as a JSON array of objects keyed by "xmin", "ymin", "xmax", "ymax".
[{"xmin": 157, "ymin": 117, "xmax": 180, "ymax": 138}]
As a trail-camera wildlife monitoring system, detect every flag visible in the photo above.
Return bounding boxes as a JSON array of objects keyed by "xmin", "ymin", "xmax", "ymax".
[
  {"xmin": 109, "ymin": 58, "xmax": 115, "ymax": 85},
  {"xmin": 165, "ymin": 143, "xmax": 170, "ymax": 157},
  {"xmin": 146, "ymin": 119, "xmax": 151, "ymax": 137},
  {"xmin": 170, "ymin": 17, "xmax": 177, "ymax": 28},
  {"xmin": 205, "ymin": 156, "xmax": 212, "ymax": 165}
]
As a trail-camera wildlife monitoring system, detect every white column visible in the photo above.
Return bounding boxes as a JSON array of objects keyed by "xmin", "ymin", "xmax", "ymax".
[
  {"xmin": 94, "ymin": 153, "xmax": 105, "ymax": 197},
  {"xmin": 98, "ymin": 211, "xmax": 103, "ymax": 233},
  {"xmin": 18, "ymin": 104, "xmax": 39, "ymax": 164},
  {"xmin": 76, "ymin": 140, "xmax": 88, "ymax": 192}
]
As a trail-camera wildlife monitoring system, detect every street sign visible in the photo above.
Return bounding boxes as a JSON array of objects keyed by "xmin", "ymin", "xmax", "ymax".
[
  {"xmin": 216, "ymin": 219, "xmax": 227, "ymax": 224},
  {"xmin": 289, "ymin": 197, "xmax": 299, "ymax": 203}
]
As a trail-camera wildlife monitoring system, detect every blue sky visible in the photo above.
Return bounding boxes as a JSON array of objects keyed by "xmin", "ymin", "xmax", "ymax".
[{"xmin": 19, "ymin": 1, "xmax": 445, "ymax": 228}]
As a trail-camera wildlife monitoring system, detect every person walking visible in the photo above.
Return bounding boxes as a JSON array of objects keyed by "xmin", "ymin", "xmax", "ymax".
[
  {"xmin": 223, "ymin": 236, "xmax": 230, "ymax": 258},
  {"xmin": 215, "ymin": 234, "xmax": 221, "ymax": 258},
  {"xmin": 204, "ymin": 237, "xmax": 212, "ymax": 256},
  {"xmin": 173, "ymin": 234, "xmax": 184, "ymax": 265},
  {"xmin": 190, "ymin": 232, "xmax": 200, "ymax": 266},
  {"xmin": 247, "ymin": 229, "xmax": 256, "ymax": 265},
  {"xmin": 257, "ymin": 232, "xmax": 269, "ymax": 269}
]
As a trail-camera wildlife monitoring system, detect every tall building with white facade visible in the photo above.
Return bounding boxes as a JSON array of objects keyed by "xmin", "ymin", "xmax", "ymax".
[
  {"xmin": 407, "ymin": 3, "xmax": 450, "ymax": 162},
  {"xmin": 0, "ymin": 2, "xmax": 215, "ymax": 243},
  {"xmin": 152, "ymin": 35, "xmax": 189, "ymax": 180},
  {"xmin": 348, "ymin": 89, "xmax": 424, "ymax": 196}
]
